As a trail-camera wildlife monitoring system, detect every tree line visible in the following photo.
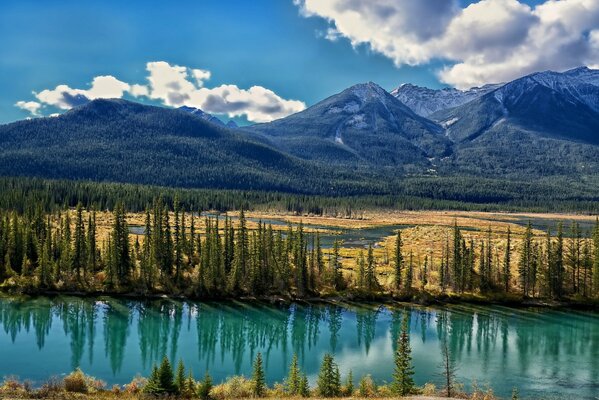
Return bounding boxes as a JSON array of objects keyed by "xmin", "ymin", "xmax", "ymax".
[{"xmin": 1, "ymin": 196, "xmax": 599, "ymax": 301}]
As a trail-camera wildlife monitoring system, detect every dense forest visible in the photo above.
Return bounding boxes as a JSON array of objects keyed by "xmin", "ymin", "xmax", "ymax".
[
  {"xmin": 2, "ymin": 176, "xmax": 599, "ymax": 215},
  {"xmin": 1, "ymin": 191, "xmax": 598, "ymax": 302}
]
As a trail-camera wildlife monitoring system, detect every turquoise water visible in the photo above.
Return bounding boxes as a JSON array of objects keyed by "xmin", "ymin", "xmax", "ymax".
[{"xmin": 1, "ymin": 296, "xmax": 597, "ymax": 399}]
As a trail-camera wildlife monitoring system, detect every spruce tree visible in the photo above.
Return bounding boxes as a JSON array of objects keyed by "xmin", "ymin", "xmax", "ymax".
[
  {"xmin": 345, "ymin": 369, "xmax": 354, "ymax": 396},
  {"xmin": 144, "ymin": 365, "xmax": 162, "ymax": 394},
  {"xmin": 286, "ymin": 353, "xmax": 301, "ymax": 395},
  {"xmin": 252, "ymin": 352, "xmax": 266, "ymax": 397},
  {"xmin": 394, "ymin": 231, "xmax": 403, "ymax": 291},
  {"xmin": 174, "ymin": 359, "xmax": 186, "ymax": 394},
  {"xmin": 158, "ymin": 356, "xmax": 175, "ymax": 394},
  {"xmin": 198, "ymin": 372, "xmax": 212, "ymax": 400},
  {"xmin": 392, "ymin": 313, "xmax": 415, "ymax": 395},
  {"xmin": 504, "ymin": 227, "xmax": 511, "ymax": 292},
  {"xmin": 299, "ymin": 373, "xmax": 310, "ymax": 398},
  {"xmin": 316, "ymin": 353, "xmax": 340, "ymax": 397}
]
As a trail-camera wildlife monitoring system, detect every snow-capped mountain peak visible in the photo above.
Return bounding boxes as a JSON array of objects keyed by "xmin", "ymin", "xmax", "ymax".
[{"xmin": 391, "ymin": 82, "xmax": 502, "ymax": 117}]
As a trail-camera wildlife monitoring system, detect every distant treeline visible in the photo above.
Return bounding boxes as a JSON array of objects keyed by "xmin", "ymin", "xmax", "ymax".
[{"xmin": 1, "ymin": 176, "xmax": 599, "ymax": 215}]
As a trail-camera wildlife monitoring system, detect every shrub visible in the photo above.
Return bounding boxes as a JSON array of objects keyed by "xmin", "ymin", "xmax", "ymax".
[
  {"xmin": 63, "ymin": 368, "xmax": 105, "ymax": 393},
  {"xmin": 357, "ymin": 374, "xmax": 377, "ymax": 397},
  {"xmin": 124, "ymin": 375, "xmax": 147, "ymax": 394},
  {"xmin": 211, "ymin": 376, "xmax": 254, "ymax": 400},
  {"xmin": 63, "ymin": 369, "xmax": 89, "ymax": 393}
]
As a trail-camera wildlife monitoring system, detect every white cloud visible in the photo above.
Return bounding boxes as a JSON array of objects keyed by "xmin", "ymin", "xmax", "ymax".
[
  {"xmin": 15, "ymin": 101, "xmax": 42, "ymax": 116},
  {"xmin": 191, "ymin": 68, "xmax": 211, "ymax": 86},
  {"xmin": 34, "ymin": 75, "xmax": 130, "ymax": 109},
  {"xmin": 16, "ymin": 62, "xmax": 305, "ymax": 122},
  {"xmin": 132, "ymin": 61, "xmax": 306, "ymax": 122},
  {"xmin": 295, "ymin": 0, "xmax": 599, "ymax": 88}
]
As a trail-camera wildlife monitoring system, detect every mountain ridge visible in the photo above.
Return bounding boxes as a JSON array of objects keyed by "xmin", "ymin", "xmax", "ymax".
[{"xmin": 2, "ymin": 67, "xmax": 599, "ymax": 201}]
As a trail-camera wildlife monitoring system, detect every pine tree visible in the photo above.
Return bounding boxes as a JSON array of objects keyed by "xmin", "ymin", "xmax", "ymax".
[
  {"xmin": 519, "ymin": 222, "xmax": 533, "ymax": 296},
  {"xmin": 365, "ymin": 244, "xmax": 378, "ymax": 292},
  {"xmin": 299, "ymin": 373, "xmax": 310, "ymax": 398},
  {"xmin": 158, "ymin": 356, "xmax": 175, "ymax": 394},
  {"xmin": 174, "ymin": 359, "xmax": 186, "ymax": 394},
  {"xmin": 439, "ymin": 339, "xmax": 457, "ymax": 398},
  {"xmin": 356, "ymin": 250, "xmax": 366, "ymax": 290},
  {"xmin": 504, "ymin": 227, "xmax": 511, "ymax": 292},
  {"xmin": 144, "ymin": 365, "xmax": 162, "ymax": 394},
  {"xmin": 252, "ymin": 352, "xmax": 266, "ymax": 397},
  {"xmin": 316, "ymin": 353, "xmax": 340, "ymax": 397},
  {"xmin": 345, "ymin": 369, "xmax": 354, "ymax": 396},
  {"xmin": 286, "ymin": 353, "xmax": 301, "ymax": 395},
  {"xmin": 72, "ymin": 203, "xmax": 86, "ymax": 282},
  {"xmin": 394, "ymin": 231, "xmax": 403, "ymax": 291},
  {"xmin": 391, "ymin": 313, "xmax": 415, "ymax": 395},
  {"xmin": 593, "ymin": 218, "xmax": 599, "ymax": 297},
  {"xmin": 405, "ymin": 251, "xmax": 413, "ymax": 291},
  {"xmin": 198, "ymin": 372, "xmax": 213, "ymax": 400}
]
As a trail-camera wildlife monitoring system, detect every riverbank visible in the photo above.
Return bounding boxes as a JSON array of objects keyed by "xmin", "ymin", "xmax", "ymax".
[
  {"xmin": 3, "ymin": 285, "xmax": 598, "ymax": 312},
  {"xmin": 0, "ymin": 370, "xmax": 496, "ymax": 400}
]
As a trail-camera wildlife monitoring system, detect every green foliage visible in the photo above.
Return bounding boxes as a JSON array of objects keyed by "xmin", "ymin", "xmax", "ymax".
[
  {"xmin": 198, "ymin": 372, "xmax": 213, "ymax": 400},
  {"xmin": 316, "ymin": 353, "xmax": 341, "ymax": 397},
  {"xmin": 252, "ymin": 353, "xmax": 266, "ymax": 397},
  {"xmin": 174, "ymin": 359, "xmax": 186, "ymax": 394},
  {"xmin": 286, "ymin": 354, "xmax": 301, "ymax": 396},
  {"xmin": 392, "ymin": 313, "xmax": 415, "ymax": 395}
]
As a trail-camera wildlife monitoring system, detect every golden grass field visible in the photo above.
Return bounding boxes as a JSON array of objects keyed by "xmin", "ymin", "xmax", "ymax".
[{"xmin": 69, "ymin": 208, "xmax": 596, "ymax": 292}]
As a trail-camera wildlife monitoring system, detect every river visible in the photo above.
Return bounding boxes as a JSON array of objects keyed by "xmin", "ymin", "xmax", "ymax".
[{"xmin": 0, "ymin": 295, "xmax": 598, "ymax": 399}]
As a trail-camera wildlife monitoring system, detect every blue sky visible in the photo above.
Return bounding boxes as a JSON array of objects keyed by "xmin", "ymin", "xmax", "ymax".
[{"xmin": 1, "ymin": 0, "xmax": 596, "ymax": 124}]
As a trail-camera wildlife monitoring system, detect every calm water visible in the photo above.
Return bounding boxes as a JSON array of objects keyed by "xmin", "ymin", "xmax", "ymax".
[{"xmin": 1, "ymin": 296, "xmax": 598, "ymax": 399}]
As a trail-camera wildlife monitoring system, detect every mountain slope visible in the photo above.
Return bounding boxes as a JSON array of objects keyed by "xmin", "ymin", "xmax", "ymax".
[
  {"xmin": 433, "ymin": 67, "xmax": 599, "ymax": 145},
  {"xmin": 246, "ymin": 82, "xmax": 451, "ymax": 169},
  {"xmin": 0, "ymin": 99, "xmax": 386, "ymax": 194},
  {"xmin": 391, "ymin": 83, "xmax": 501, "ymax": 117}
]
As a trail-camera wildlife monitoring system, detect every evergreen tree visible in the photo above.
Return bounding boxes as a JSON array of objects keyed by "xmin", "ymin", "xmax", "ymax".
[
  {"xmin": 144, "ymin": 365, "xmax": 162, "ymax": 394},
  {"xmin": 158, "ymin": 356, "xmax": 175, "ymax": 394},
  {"xmin": 394, "ymin": 231, "xmax": 403, "ymax": 291},
  {"xmin": 405, "ymin": 251, "xmax": 413, "ymax": 291},
  {"xmin": 365, "ymin": 244, "xmax": 378, "ymax": 291},
  {"xmin": 504, "ymin": 227, "xmax": 511, "ymax": 292},
  {"xmin": 316, "ymin": 353, "xmax": 340, "ymax": 397},
  {"xmin": 198, "ymin": 372, "xmax": 213, "ymax": 400},
  {"xmin": 519, "ymin": 222, "xmax": 533, "ymax": 296},
  {"xmin": 286, "ymin": 353, "xmax": 301, "ymax": 395},
  {"xmin": 391, "ymin": 313, "xmax": 415, "ymax": 395},
  {"xmin": 345, "ymin": 369, "xmax": 354, "ymax": 396},
  {"xmin": 174, "ymin": 359, "xmax": 186, "ymax": 394},
  {"xmin": 72, "ymin": 203, "xmax": 86, "ymax": 282},
  {"xmin": 252, "ymin": 352, "xmax": 266, "ymax": 397},
  {"xmin": 299, "ymin": 373, "xmax": 310, "ymax": 398}
]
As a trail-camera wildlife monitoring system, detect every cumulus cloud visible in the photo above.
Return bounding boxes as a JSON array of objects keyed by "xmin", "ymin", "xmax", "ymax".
[
  {"xmin": 35, "ymin": 75, "xmax": 130, "ymax": 109},
  {"xmin": 15, "ymin": 101, "xmax": 42, "ymax": 116},
  {"xmin": 295, "ymin": 0, "xmax": 599, "ymax": 88},
  {"xmin": 16, "ymin": 61, "xmax": 305, "ymax": 122},
  {"xmin": 131, "ymin": 61, "xmax": 306, "ymax": 122}
]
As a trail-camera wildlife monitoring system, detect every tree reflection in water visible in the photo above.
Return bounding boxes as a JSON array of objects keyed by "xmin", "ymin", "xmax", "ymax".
[{"xmin": 1, "ymin": 296, "xmax": 599, "ymax": 399}]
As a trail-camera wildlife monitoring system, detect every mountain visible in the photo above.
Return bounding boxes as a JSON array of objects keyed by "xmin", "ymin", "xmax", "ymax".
[
  {"xmin": 179, "ymin": 106, "xmax": 238, "ymax": 128},
  {"xmin": 433, "ymin": 66, "xmax": 599, "ymax": 144},
  {"xmin": 391, "ymin": 83, "xmax": 502, "ymax": 117},
  {"xmin": 0, "ymin": 99, "xmax": 386, "ymax": 195},
  {"xmin": 246, "ymin": 82, "xmax": 451, "ymax": 169},
  {"xmin": 2, "ymin": 68, "xmax": 599, "ymax": 204},
  {"xmin": 431, "ymin": 67, "xmax": 599, "ymax": 177}
]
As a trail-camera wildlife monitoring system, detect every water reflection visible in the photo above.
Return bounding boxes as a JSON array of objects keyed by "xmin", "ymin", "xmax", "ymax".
[{"xmin": 1, "ymin": 296, "xmax": 598, "ymax": 399}]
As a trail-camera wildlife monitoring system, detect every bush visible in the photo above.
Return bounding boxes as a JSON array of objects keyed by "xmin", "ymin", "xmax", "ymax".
[
  {"xmin": 63, "ymin": 368, "xmax": 105, "ymax": 393},
  {"xmin": 124, "ymin": 375, "xmax": 147, "ymax": 394},
  {"xmin": 63, "ymin": 369, "xmax": 89, "ymax": 393},
  {"xmin": 211, "ymin": 376, "xmax": 254, "ymax": 400},
  {"xmin": 357, "ymin": 374, "xmax": 378, "ymax": 397}
]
